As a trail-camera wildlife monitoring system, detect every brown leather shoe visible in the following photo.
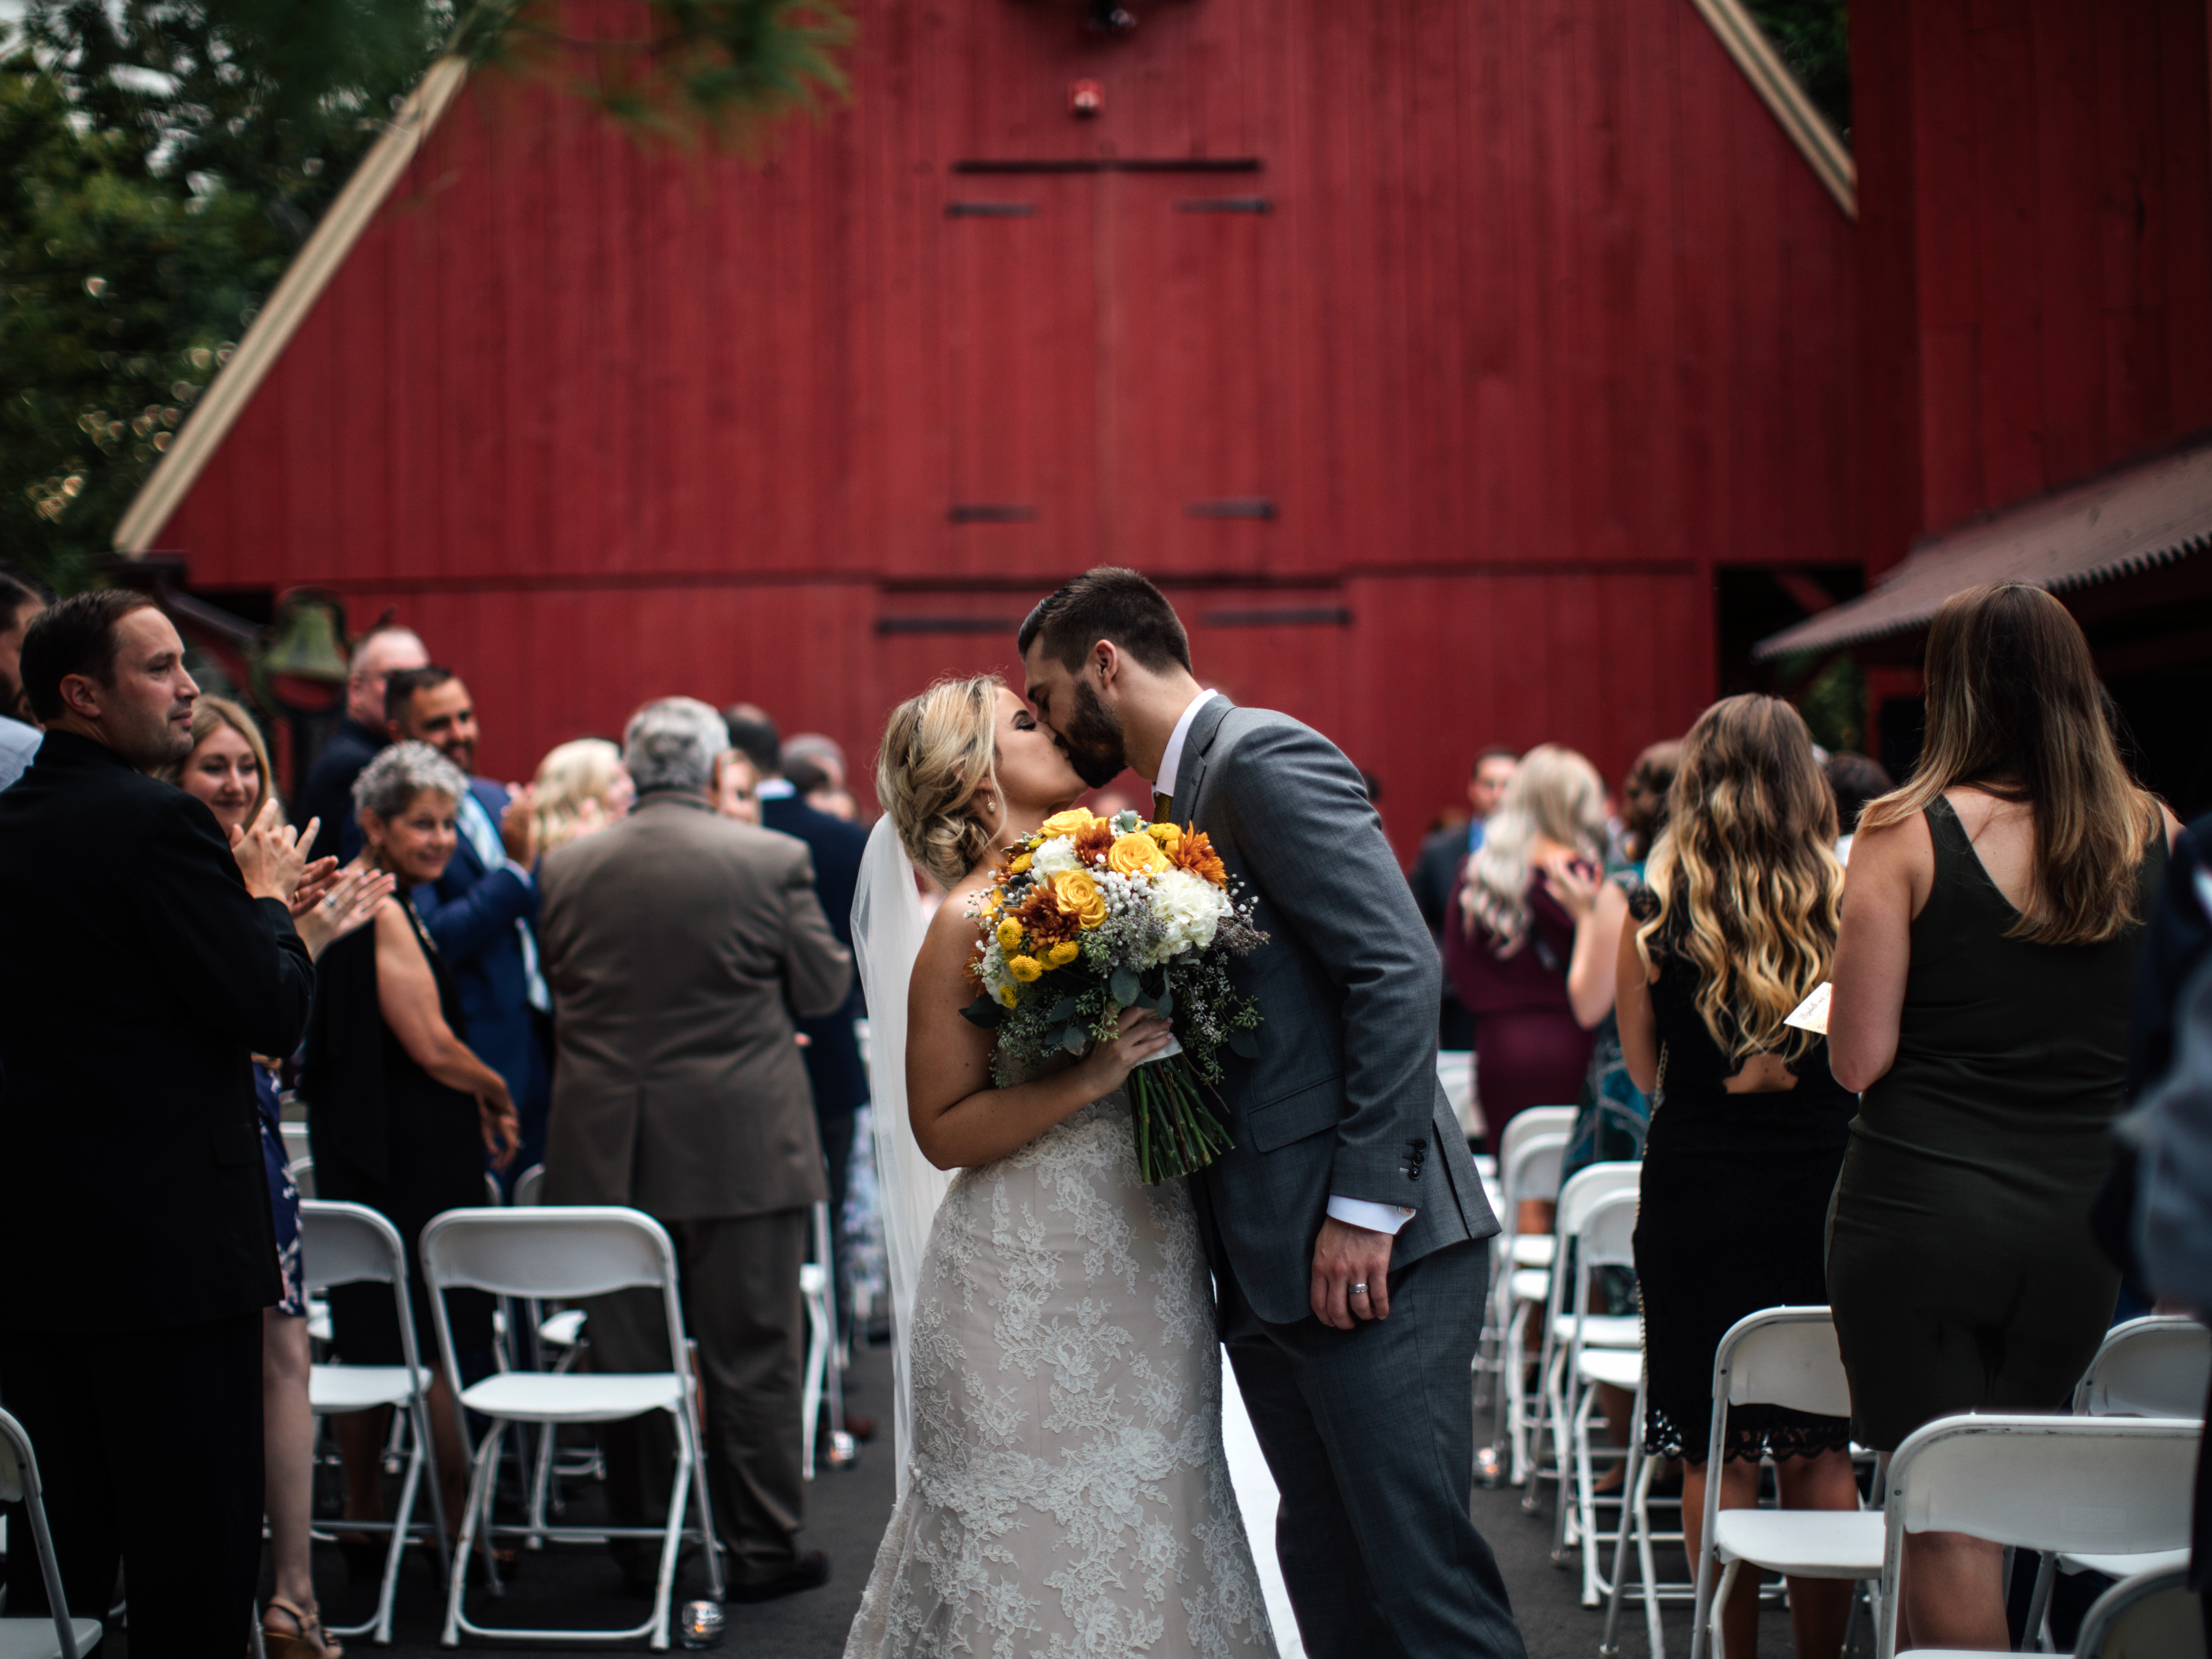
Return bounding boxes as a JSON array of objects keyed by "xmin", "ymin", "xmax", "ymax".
[{"xmin": 726, "ymin": 1549, "xmax": 831, "ymax": 1603}]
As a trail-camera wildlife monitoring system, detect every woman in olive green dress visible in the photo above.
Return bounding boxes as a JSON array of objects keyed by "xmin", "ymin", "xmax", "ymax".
[{"xmin": 1827, "ymin": 582, "xmax": 2179, "ymax": 1652}]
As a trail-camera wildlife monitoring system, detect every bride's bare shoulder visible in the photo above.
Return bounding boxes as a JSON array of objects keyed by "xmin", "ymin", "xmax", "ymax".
[{"xmin": 911, "ymin": 867, "xmax": 995, "ymax": 990}]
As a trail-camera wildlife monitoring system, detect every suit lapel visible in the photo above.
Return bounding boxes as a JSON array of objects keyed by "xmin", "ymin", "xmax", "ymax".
[{"xmin": 1175, "ymin": 695, "xmax": 1236, "ymax": 825}]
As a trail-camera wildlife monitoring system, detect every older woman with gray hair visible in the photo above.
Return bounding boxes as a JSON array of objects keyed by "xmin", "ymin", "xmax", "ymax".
[{"xmin": 302, "ymin": 740, "xmax": 521, "ymax": 1551}]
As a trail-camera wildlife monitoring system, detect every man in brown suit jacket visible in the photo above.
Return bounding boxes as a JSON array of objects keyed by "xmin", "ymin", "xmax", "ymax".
[{"xmin": 538, "ymin": 698, "xmax": 852, "ymax": 1602}]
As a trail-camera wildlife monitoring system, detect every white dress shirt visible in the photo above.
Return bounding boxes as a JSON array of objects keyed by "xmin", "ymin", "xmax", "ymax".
[
  {"xmin": 1150, "ymin": 689, "xmax": 1413, "ymax": 1240},
  {"xmin": 457, "ymin": 787, "xmax": 550, "ymax": 1013}
]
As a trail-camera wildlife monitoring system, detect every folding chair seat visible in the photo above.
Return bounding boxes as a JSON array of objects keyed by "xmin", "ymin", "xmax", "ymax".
[
  {"xmin": 1690, "ymin": 1308, "xmax": 1885, "ymax": 1659},
  {"xmin": 2023, "ymin": 1315, "xmax": 2212, "ymax": 1645},
  {"xmin": 297, "ymin": 1200, "xmax": 450, "ymax": 1645},
  {"xmin": 1877, "ymin": 1414, "xmax": 2200, "ymax": 1659},
  {"xmin": 1528, "ymin": 1161, "xmax": 1641, "ymax": 1536},
  {"xmin": 0, "ymin": 1408, "xmax": 104, "ymax": 1659},
  {"xmin": 2069, "ymin": 1565, "xmax": 2199, "ymax": 1659},
  {"xmin": 421, "ymin": 1206, "xmax": 726, "ymax": 1649}
]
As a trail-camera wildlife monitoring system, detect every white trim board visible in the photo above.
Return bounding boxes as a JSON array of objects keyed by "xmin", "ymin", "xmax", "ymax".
[{"xmin": 113, "ymin": 55, "xmax": 471, "ymax": 555}]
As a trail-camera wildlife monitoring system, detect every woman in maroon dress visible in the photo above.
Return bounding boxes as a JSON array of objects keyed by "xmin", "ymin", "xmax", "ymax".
[{"xmin": 1444, "ymin": 744, "xmax": 1609, "ymax": 1196}]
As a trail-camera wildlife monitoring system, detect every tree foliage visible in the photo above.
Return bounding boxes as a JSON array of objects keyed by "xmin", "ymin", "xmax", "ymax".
[
  {"xmin": 2, "ymin": 0, "xmax": 849, "ymax": 591},
  {"xmin": 1745, "ymin": 0, "xmax": 1850, "ymax": 142}
]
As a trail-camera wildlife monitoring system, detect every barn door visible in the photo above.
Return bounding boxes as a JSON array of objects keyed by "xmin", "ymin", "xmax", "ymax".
[
  {"xmin": 1099, "ymin": 171, "xmax": 1277, "ymax": 575},
  {"xmin": 942, "ymin": 174, "xmax": 1100, "ymax": 577}
]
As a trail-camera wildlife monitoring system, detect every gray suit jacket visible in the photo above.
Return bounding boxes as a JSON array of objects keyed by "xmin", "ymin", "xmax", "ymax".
[
  {"xmin": 1180, "ymin": 697, "xmax": 1499, "ymax": 1324},
  {"xmin": 538, "ymin": 792, "xmax": 853, "ymax": 1220}
]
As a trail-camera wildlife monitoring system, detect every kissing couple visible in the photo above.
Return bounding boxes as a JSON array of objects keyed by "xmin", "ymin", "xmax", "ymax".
[{"xmin": 842, "ymin": 568, "xmax": 1529, "ymax": 1659}]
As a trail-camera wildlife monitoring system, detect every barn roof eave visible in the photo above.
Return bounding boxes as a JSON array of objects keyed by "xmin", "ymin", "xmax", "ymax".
[{"xmin": 111, "ymin": 55, "xmax": 472, "ymax": 557}]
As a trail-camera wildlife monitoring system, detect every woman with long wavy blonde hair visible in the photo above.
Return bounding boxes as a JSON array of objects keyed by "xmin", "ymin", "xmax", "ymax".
[
  {"xmin": 1615, "ymin": 695, "xmax": 1861, "ymax": 1659},
  {"xmin": 1443, "ymin": 743, "xmax": 1608, "ymax": 1164},
  {"xmin": 1825, "ymin": 584, "xmax": 2179, "ymax": 1652}
]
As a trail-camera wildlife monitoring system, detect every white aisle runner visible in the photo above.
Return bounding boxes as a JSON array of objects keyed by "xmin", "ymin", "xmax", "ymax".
[{"xmin": 1222, "ymin": 1356, "xmax": 1305, "ymax": 1659}]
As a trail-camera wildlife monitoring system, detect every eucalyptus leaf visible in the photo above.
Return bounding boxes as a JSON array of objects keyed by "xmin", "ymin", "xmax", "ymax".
[
  {"xmin": 1110, "ymin": 968, "xmax": 1141, "ymax": 1007},
  {"xmin": 960, "ymin": 995, "xmax": 1007, "ymax": 1030},
  {"xmin": 1228, "ymin": 1028, "xmax": 1259, "ymax": 1059},
  {"xmin": 1048, "ymin": 997, "xmax": 1080, "ymax": 1023},
  {"xmin": 1155, "ymin": 988, "xmax": 1175, "ymax": 1021},
  {"xmin": 1061, "ymin": 1025, "xmax": 1090, "ymax": 1055}
]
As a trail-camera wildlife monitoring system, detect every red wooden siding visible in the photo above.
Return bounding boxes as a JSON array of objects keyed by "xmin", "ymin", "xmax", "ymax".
[
  {"xmin": 155, "ymin": 0, "xmax": 1855, "ymax": 856},
  {"xmin": 1854, "ymin": 0, "xmax": 2212, "ymax": 578}
]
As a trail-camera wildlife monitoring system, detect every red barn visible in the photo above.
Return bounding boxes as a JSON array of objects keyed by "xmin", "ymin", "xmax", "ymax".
[{"xmin": 115, "ymin": 0, "xmax": 1860, "ymax": 853}]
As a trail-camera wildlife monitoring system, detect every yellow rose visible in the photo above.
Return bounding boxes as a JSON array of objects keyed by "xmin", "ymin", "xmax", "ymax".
[
  {"xmin": 998, "ymin": 984, "xmax": 1019, "ymax": 1007},
  {"xmin": 1046, "ymin": 940, "xmax": 1081, "ymax": 967},
  {"xmin": 1146, "ymin": 821, "xmax": 1182, "ymax": 850},
  {"xmin": 1107, "ymin": 832, "xmax": 1172, "ymax": 877},
  {"xmin": 996, "ymin": 918, "xmax": 1023, "ymax": 951},
  {"xmin": 1009, "ymin": 852, "xmax": 1032, "ymax": 875},
  {"xmin": 1039, "ymin": 808, "xmax": 1097, "ymax": 839},
  {"xmin": 1008, "ymin": 955, "xmax": 1043, "ymax": 982},
  {"xmin": 1047, "ymin": 868, "xmax": 1109, "ymax": 929}
]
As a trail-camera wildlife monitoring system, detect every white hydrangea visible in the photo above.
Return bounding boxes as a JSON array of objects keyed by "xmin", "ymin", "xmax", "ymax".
[
  {"xmin": 1146, "ymin": 867, "xmax": 1232, "ymax": 964},
  {"xmin": 1028, "ymin": 837, "xmax": 1080, "ymax": 877}
]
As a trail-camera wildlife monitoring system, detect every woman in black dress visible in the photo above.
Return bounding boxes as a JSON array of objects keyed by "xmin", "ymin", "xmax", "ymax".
[
  {"xmin": 1828, "ymin": 584, "xmax": 2177, "ymax": 1650},
  {"xmin": 1617, "ymin": 696, "xmax": 1860, "ymax": 1659},
  {"xmin": 303, "ymin": 741, "xmax": 520, "ymax": 1540}
]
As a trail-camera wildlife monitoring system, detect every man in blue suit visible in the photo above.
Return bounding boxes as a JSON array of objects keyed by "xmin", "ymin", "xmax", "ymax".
[
  {"xmin": 726, "ymin": 710, "xmax": 869, "ymax": 1377},
  {"xmin": 388, "ymin": 664, "xmax": 552, "ymax": 1182}
]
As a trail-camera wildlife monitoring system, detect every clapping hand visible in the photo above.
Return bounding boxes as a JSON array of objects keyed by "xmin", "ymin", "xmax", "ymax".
[
  {"xmin": 1539, "ymin": 852, "xmax": 1600, "ymax": 923},
  {"xmin": 294, "ymin": 863, "xmax": 397, "ymax": 960},
  {"xmin": 499, "ymin": 785, "xmax": 539, "ymax": 867},
  {"xmin": 231, "ymin": 801, "xmax": 315, "ymax": 905}
]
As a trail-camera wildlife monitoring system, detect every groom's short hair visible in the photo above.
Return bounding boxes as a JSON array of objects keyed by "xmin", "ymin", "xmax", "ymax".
[{"xmin": 1019, "ymin": 567, "xmax": 1192, "ymax": 674}]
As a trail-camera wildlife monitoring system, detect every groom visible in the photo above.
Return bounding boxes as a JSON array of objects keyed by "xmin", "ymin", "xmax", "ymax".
[{"xmin": 1020, "ymin": 569, "xmax": 1524, "ymax": 1659}]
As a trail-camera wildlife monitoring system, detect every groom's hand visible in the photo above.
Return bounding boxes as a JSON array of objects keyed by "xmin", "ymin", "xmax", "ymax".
[{"xmin": 1312, "ymin": 1216, "xmax": 1394, "ymax": 1328}]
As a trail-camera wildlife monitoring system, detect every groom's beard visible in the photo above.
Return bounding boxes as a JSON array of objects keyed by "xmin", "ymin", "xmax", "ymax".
[{"xmin": 1059, "ymin": 678, "xmax": 1129, "ymax": 790}]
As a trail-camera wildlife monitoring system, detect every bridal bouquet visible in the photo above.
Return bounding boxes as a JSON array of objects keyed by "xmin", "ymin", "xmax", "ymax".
[{"xmin": 960, "ymin": 807, "xmax": 1267, "ymax": 1182}]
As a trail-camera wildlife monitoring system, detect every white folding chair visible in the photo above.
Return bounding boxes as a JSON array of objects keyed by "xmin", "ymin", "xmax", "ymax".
[
  {"xmin": 280, "ymin": 1121, "xmax": 312, "ymax": 1171},
  {"xmin": 1690, "ymin": 1307, "xmax": 1884, "ymax": 1659},
  {"xmin": 1437, "ymin": 1049, "xmax": 1481, "ymax": 1144},
  {"xmin": 296, "ymin": 1200, "xmax": 451, "ymax": 1645},
  {"xmin": 500, "ymin": 1165, "xmax": 601, "ymax": 1548},
  {"xmin": 1877, "ymin": 1414, "xmax": 2201, "ymax": 1659},
  {"xmin": 1558, "ymin": 1186, "xmax": 1647, "ymax": 1601},
  {"xmin": 1527, "ymin": 1161, "xmax": 1641, "ymax": 1539},
  {"xmin": 0, "ymin": 1408, "xmax": 104, "ymax": 1659},
  {"xmin": 421, "ymin": 1207, "xmax": 726, "ymax": 1649},
  {"xmin": 1599, "ymin": 1366, "xmax": 1675, "ymax": 1659},
  {"xmin": 2071, "ymin": 1564, "xmax": 2201, "ymax": 1659},
  {"xmin": 512, "ymin": 1164, "xmax": 547, "ymax": 1209},
  {"xmin": 2024, "ymin": 1315, "xmax": 2212, "ymax": 1645},
  {"xmin": 800, "ymin": 1200, "xmax": 842, "ymax": 1480},
  {"xmin": 288, "ymin": 1154, "xmax": 317, "ymax": 1202},
  {"xmin": 1490, "ymin": 1129, "xmax": 1568, "ymax": 1485},
  {"xmin": 1497, "ymin": 1105, "xmax": 1578, "ymax": 1274}
]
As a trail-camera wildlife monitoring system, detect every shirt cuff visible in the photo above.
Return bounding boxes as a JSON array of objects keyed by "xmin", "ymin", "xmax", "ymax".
[
  {"xmin": 1327, "ymin": 1195, "xmax": 1416, "ymax": 1235},
  {"xmin": 502, "ymin": 859, "xmax": 535, "ymax": 888}
]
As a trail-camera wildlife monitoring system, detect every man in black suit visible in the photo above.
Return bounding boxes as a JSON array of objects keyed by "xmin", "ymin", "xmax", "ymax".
[
  {"xmin": 297, "ymin": 621, "xmax": 427, "ymax": 862},
  {"xmin": 0, "ymin": 592, "xmax": 318, "ymax": 1652},
  {"xmin": 726, "ymin": 708, "xmax": 869, "ymax": 1360},
  {"xmin": 1407, "ymin": 745, "xmax": 1517, "ymax": 1049}
]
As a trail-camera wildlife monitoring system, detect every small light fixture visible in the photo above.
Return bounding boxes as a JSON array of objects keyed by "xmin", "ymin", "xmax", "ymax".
[
  {"xmin": 1084, "ymin": 0, "xmax": 1137, "ymax": 33},
  {"xmin": 1069, "ymin": 78, "xmax": 1104, "ymax": 118}
]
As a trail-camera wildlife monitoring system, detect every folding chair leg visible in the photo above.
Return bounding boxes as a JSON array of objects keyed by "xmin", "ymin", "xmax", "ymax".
[
  {"xmin": 2024, "ymin": 1551, "xmax": 2058, "ymax": 1650},
  {"xmin": 682, "ymin": 1399, "xmax": 727, "ymax": 1601},
  {"xmin": 414, "ymin": 1395, "xmax": 454, "ymax": 1582},
  {"xmin": 1708, "ymin": 1558, "xmax": 1742, "ymax": 1659},
  {"xmin": 1575, "ymin": 1386, "xmax": 1606, "ymax": 1600},
  {"xmin": 372, "ymin": 1429, "xmax": 426, "ymax": 1644},
  {"xmin": 1600, "ymin": 1430, "xmax": 1644, "ymax": 1657},
  {"xmin": 527, "ymin": 1422, "xmax": 557, "ymax": 1548},
  {"xmin": 801, "ymin": 1285, "xmax": 828, "ymax": 1482},
  {"xmin": 442, "ymin": 1424, "xmax": 505, "ymax": 1647},
  {"xmin": 649, "ymin": 1442, "xmax": 689, "ymax": 1652}
]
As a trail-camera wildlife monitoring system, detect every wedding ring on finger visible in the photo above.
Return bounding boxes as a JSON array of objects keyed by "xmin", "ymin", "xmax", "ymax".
[
  {"xmin": 320, "ymin": 893, "xmax": 341, "ymax": 910},
  {"xmin": 1349, "ymin": 1282, "xmax": 1369, "ymax": 1298}
]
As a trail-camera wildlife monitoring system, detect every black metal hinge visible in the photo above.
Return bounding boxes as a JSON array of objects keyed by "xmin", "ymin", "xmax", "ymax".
[
  {"xmin": 1186, "ymin": 498, "xmax": 1277, "ymax": 520},
  {"xmin": 948, "ymin": 504, "xmax": 1040, "ymax": 524},
  {"xmin": 945, "ymin": 201, "xmax": 1037, "ymax": 218}
]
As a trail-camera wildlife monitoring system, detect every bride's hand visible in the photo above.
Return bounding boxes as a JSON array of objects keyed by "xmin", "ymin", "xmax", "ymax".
[{"xmin": 1083, "ymin": 1007, "xmax": 1177, "ymax": 1095}]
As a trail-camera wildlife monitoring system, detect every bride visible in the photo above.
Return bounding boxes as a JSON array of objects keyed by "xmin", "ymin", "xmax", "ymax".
[{"xmin": 845, "ymin": 674, "xmax": 1275, "ymax": 1659}]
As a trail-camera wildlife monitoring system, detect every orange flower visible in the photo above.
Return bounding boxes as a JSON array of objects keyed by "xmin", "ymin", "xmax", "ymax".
[
  {"xmin": 1047, "ymin": 869, "xmax": 1109, "ymax": 929},
  {"xmin": 1039, "ymin": 808, "xmax": 1097, "ymax": 839},
  {"xmin": 1015, "ymin": 888, "xmax": 1082, "ymax": 947},
  {"xmin": 1072, "ymin": 818, "xmax": 1117, "ymax": 865},
  {"xmin": 1107, "ymin": 831, "xmax": 1172, "ymax": 877},
  {"xmin": 1171, "ymin": 829, "xmax": 1229, "ymax": 886}
]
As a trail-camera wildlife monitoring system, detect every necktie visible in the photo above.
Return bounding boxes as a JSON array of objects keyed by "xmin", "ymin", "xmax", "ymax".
[{"xmin": 1152, "ymin": 790, "xmax": 1173, "ymax": 825}]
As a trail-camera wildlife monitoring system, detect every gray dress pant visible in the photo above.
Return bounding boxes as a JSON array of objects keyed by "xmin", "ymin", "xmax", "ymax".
[
  {"xmin": 585, "ymin": 1209, "xmax": 809, "ymax": 1582},
  {"xmin": 1216, "ymin": 1231, "xmax": 1527, "ymax": 1659}
]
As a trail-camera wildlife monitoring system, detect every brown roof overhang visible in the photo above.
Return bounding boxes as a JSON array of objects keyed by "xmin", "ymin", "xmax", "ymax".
[{"xmin": 1755, "ymin": 435, "xmax": 2212, "ymax": 660}]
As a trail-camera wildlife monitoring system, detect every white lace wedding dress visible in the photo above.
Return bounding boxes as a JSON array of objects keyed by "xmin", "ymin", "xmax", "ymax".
[{"xmin": 843, "ymin": 1085, "xmax": 1276, "ymax": 1659}]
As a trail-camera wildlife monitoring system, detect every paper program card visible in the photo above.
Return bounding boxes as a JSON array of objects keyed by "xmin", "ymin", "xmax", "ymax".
[{"xmin": 1784, "ymin": 981, "xmax": 1832, "ymax": 1036}]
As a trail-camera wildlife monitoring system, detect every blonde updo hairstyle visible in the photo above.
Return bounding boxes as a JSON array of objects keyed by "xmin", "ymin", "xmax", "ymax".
[
  {"xmin": 876, "ymin": 674, "xmax": 1002, "ymax": 889},
  {"xmin": 533, "ymin": 737, "xmax": 625, "ymax": 852}
]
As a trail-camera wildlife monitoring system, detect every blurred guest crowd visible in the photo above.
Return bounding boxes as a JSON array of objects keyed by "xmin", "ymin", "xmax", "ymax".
[{"xmin": 0, "ymin": 563, "xmax": 2208, "ymax": 1656}]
